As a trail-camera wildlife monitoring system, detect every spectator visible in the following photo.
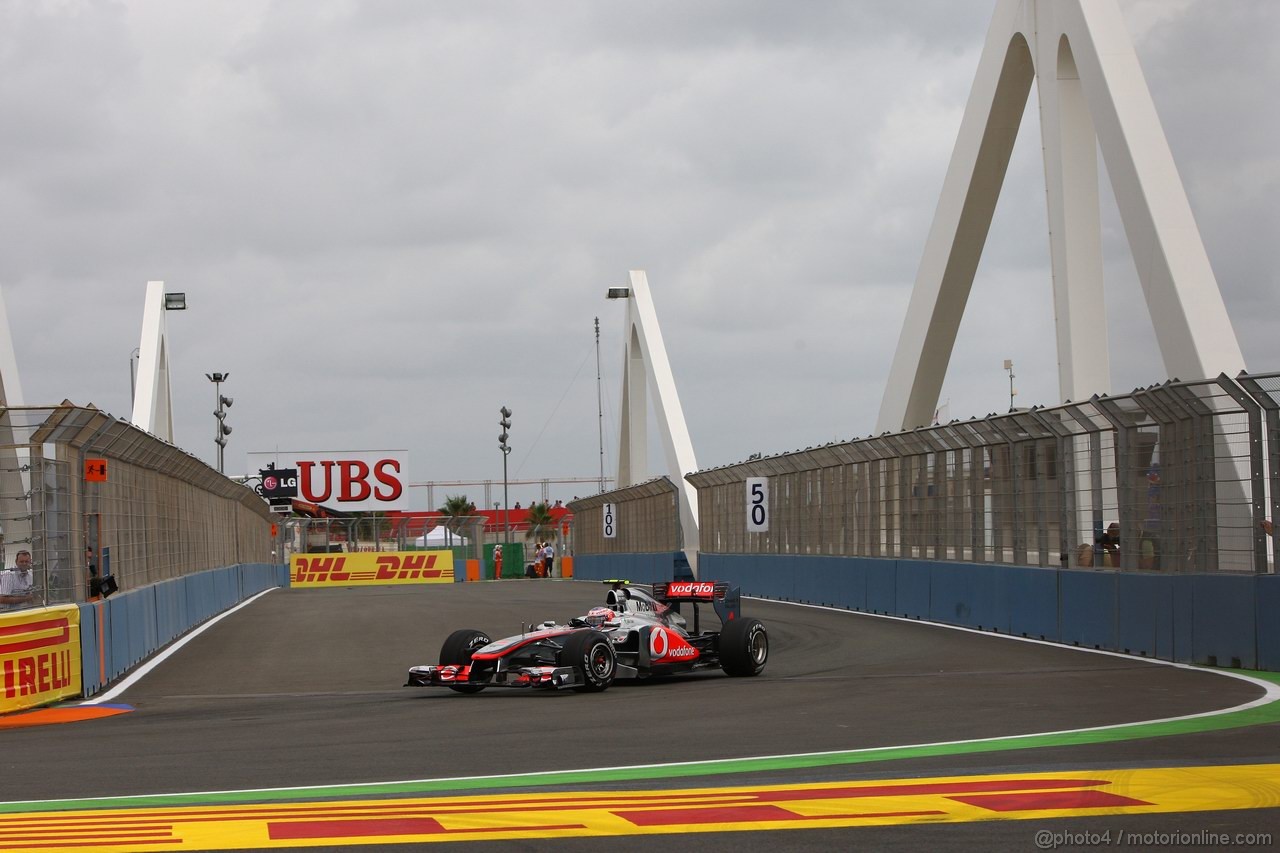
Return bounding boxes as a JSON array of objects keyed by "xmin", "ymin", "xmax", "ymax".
[
  {"xmin": 542, "ymin": 540, "xmax": 555, "ymax": 577},
  {"xmin": 1075, "ymin": 543, "xmax": 1094, "ymax": 568},
  {"xmin": 1096, "ymin": 522, "xmax": 1120, "ymax": 567},
  {"xmin": 533, "ymin": 541, "xmax": 546, "ymax": 578},
  {"xmin": 0, "ymin": 550, "xmax": 36, "ymax": 611},
  {"xmin": 86, "ymin": 546, "xmax": 101, "ymax": 600},
  {"xmin": 1139, "ymin": 535, "xmax": 1158, "ymax": 571}
]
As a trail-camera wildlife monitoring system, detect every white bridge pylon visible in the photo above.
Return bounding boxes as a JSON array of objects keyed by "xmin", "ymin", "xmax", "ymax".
[
  {"xmin": 614, "ymin": 270, "xmax": 700, "ymax": 574},
  {"xmin": 131, "ymin": 281, "xmax": 177, "ymax": 443},
  {"xmin": 0, "ymin": 287, "xmax": 31, "ymax": 557},
  {"xmin": 877, "ymin": 0, "xmax": 1245, "ymax": 432}
]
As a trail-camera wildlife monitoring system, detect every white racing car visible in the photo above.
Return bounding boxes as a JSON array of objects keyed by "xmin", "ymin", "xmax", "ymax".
[{"xmin": 405, "ymin": 580, "xmax": 768, "ymax": 693}]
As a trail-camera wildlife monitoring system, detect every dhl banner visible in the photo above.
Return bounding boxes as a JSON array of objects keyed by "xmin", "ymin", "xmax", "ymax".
[
  {"xmin": 291, "ymin": 551, "xmax": 454, "ymax": 588},
  {"xmin": 0, "ymin": 605, "xmax": 82, "ymax": 714}
]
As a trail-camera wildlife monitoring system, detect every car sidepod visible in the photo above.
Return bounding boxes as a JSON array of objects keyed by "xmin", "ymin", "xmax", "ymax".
[{"xmin": 640, "ymin": 623, "xmax": 702, "ymax": 668}]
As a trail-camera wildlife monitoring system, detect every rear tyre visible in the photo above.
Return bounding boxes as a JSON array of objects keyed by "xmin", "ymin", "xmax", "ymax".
[
  {"xmin": 559, "ymin": 630, "xmax": 616, "ymax": 692},
  {"xmin": 439, "ymin": 628, "xmax": 492, "ymax": 694},
  {"xmin": 718, "ymin": 617, "xmax": 768, "ymax": 676}
]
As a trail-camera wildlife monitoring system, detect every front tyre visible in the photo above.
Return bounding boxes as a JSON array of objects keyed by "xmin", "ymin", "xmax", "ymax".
[
  {"xmin": 439, "ymin": 628, "xmax": 492, "ymax": 694},
  {"xmin": 560, "ymin": 630, "xmax": 616, "ymax": 692},
  {"xmin": 719, "ymin": 617, "xmax": 768, "ymax": 676}
]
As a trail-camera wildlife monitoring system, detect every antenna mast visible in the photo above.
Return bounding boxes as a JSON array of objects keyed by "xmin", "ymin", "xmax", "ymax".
[{"xmin": 595, "ymin": 317, "xmax": 605, "ymax": 492}]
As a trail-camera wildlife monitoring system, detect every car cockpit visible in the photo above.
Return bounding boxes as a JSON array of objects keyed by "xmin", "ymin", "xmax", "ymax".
[{"xmin": 601, "ymin": 581, "xmax": 687, "ymax": 630}]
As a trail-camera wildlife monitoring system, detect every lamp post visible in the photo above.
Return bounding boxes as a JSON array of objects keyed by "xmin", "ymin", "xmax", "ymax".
[
  {"xmin": 129, "ymin": 347, "xmax": 140, "ymax": 406},
  {"xmin": 603, "ymin": 286, "xmax": 631, "ymax": 492},
  {"xmin": 206, "ymin": 372, "xmax": 233, "ymax": 473},
  {"xmin": 499, "ymin": 406, "xmax": 512, "ymax": 543},
  {"xmin": 1003, "ymin": 359, "xmax": 1016, "ymax": 412},
  {"xmin": 594, "ymin": 317, "xmax": 605, "ymax": 492}
]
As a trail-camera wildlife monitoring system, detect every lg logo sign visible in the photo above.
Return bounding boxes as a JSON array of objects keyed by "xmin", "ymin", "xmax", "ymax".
[
  {"xmin": 248, "ymin": 451, "xmax": 408, "ymax": 511},
  {"xmin": 259, "ymin": 468, "xmax": 299, "ymax": 499}
]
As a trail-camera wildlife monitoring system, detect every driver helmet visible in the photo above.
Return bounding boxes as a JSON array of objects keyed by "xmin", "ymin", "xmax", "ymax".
[{"xmin": 584, "ymin": 606, "xmax": 614, "ymax": 628}]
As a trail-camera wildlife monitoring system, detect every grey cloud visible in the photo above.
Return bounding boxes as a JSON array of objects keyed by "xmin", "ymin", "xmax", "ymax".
[{"xmin": 0, "ymin": 0, "xmax": 1273, "ymax": 502}]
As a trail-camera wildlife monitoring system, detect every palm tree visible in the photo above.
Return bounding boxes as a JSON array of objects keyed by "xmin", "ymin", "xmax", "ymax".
[
  {"xmin": 438, "ymin": 494, "xmax": 476, "ymax": 543},
  {"xmin": 524, "ymin": 501, "xmax": 557, "ymax": 543}
]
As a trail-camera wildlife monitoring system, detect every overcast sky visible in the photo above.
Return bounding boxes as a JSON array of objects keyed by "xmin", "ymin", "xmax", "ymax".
[{"xmin": 1, "ymin": 0, "xmax": 1275, "ymax": 510}]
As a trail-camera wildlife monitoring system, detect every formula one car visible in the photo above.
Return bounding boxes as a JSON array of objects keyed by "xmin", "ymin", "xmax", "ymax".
[{"xmin": 405, "ymin": 580, "xmax": 767, "ymax": 693}]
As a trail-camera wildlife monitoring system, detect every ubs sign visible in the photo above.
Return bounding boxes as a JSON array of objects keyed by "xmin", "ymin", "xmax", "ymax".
[{"xmin": 247, "ymin": 450, "xmax": 409, "ymax": 512}]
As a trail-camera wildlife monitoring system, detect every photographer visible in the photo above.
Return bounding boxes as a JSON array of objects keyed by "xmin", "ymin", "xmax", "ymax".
[{"xmin": 0, "ymin": 550, "xmax": 36, "ymax": 611}]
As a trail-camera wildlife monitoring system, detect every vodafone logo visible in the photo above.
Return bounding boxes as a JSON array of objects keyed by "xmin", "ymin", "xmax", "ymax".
[
  {"xmin": 667, "ymin": 582, "xmax": 715, "ymax": 598},
  {"xmin": 648, "ymin": 627, "xmax": 698, "ymax": 660},
  {"xmin": 650, "ymin": 627, "xmax": 670, "ymax": 658}
]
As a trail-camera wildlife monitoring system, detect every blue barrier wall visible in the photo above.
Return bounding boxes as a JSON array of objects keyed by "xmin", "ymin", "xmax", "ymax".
[
  {"xmin": 575, "ymin": 552, "xmax": 1276, "ymax": 671},
  {"xmin": 79, "ymin": 562, "xmax": 289, "ymax": 697},
  {"xmin": 572, "ymin": 552, "xmax": 688, "ymax": 586},
  {"xmin": 1258, "ymin": 575, "xmax": 1280, "ymax": 671}
]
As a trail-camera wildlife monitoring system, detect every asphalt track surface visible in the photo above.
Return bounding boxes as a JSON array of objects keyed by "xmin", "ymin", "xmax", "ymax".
[{"xmin": 5, "ymin": 580, "xmax": 1280, "ymax": 851}]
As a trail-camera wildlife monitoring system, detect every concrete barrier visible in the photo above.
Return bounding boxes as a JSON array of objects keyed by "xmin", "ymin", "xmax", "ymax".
[
  {"xmin": 571, "ymin": 552, "xmax": 686, "ymax": 586},
  {"xmin": 576, "ymin": 552, "xmax": 1276, "ymax": 671},
  {"xmin": 79, "ymin": 562, "xmax": 288, "ymax": 698}
]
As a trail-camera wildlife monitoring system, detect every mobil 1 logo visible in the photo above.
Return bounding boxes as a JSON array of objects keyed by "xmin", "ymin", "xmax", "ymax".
[
  {"xmin": 602, "ymin": 503, "xmax": 617, "ymax": 539},
  {"xmin": 746, "ymin": 477, "xmax": 769, "ymax": 532}
]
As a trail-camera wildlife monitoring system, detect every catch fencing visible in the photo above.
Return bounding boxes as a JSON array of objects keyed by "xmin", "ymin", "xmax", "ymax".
[
  {"xmin": 568, "ymin": 477, "xmax": 683, "ymax": 556},
  {"xmin": 280, "ymin": 515, "xmax": 569, "ymax": 578},
  {"xmin": 572, "ymin": 372, "xmax": 1279, "ymax": 575},
  {"xmin": 689, "ymin": 372, "xmax": 1277, "ymax": 573},
  {"xmin": 0, "ymin": 404, "xmax": 275, "ymax": 611},
  {"xmin": 281, "ymin": 515, "xmax": 486, "ymax": 564}
]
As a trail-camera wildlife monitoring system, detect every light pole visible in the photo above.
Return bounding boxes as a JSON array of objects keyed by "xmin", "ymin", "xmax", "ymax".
[
  {"xmin": 1003, "ymin": 359, "xmax": 1016, "ymax": 412},
  {"xmin": 499, "ymin": 406, "xmax": 512, "ymax": 543},
  {"xmin": 603, "ymin": 286, "xmax": 631, "ymax": 492},
  {"xmin": 129, "ymin": 347, "xmax": 140, "ymax": 406},
  {"xmin": 207, "ymin": 373, "xmax": 233, "ymax": 473},
  {"xmin": 594, "ymin": 317, "xmax": 605, "ymax": 492}
]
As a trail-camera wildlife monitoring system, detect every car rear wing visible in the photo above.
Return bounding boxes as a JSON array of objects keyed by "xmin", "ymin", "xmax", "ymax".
[{"xmin": 652, "ymin": 580, "xmax": 742, "ymax": 628}]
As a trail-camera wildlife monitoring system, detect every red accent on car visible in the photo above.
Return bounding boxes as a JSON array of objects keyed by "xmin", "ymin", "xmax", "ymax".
[{"xmin": 470, "ymin": 629, "xmax": 577, "ymax": 661}]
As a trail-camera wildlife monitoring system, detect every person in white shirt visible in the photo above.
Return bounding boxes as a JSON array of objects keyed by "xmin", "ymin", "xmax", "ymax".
[
  {"xmin": 541, "ymin": 542, "xmax": 555, "ymax": 578},
  {"xmin": 0, "ymin": 550, "xmax": 36, "ymax": 611}
]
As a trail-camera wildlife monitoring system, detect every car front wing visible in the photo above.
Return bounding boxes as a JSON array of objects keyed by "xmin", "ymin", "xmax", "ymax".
[{"xmin": 405, "ymin": 663, "xmax": 584, "ymax": 690}]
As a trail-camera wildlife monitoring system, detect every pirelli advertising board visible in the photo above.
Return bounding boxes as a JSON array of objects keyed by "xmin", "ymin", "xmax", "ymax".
[
  {"xmin": 0, "ymin": 605, "xmax": 82, "ymax": 714},
  {"xmin": 291, "ymin": 551, "xmax": 454, "ymax": 588}
]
